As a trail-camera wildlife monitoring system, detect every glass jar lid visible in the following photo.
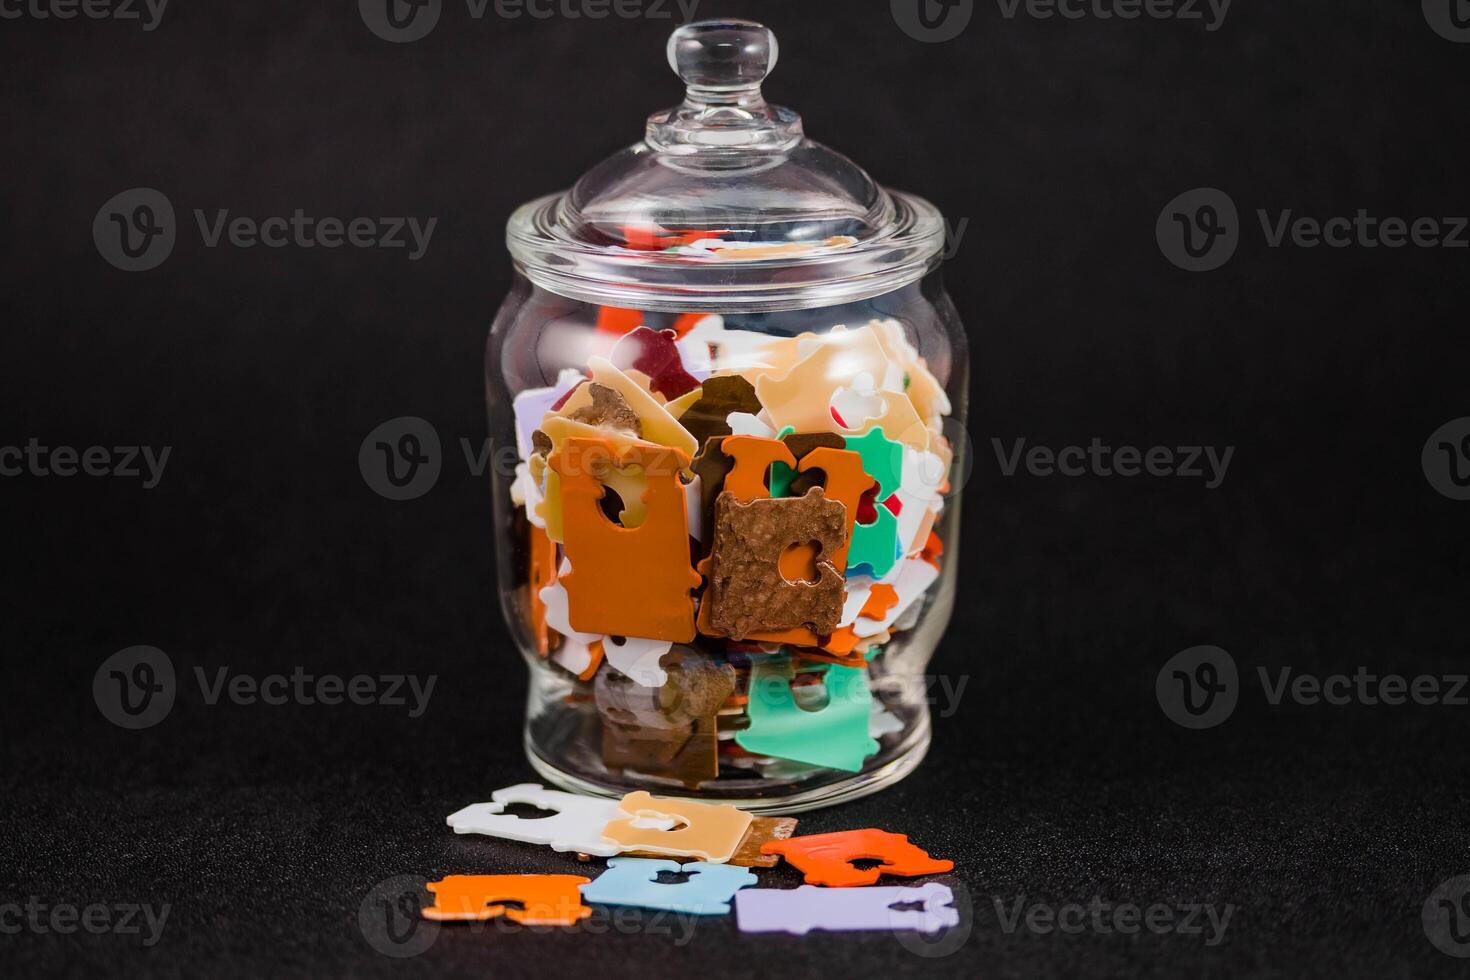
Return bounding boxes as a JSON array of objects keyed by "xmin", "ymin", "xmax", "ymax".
[{"xmin": 507, "ymin": 19, "xmax": 948, "ymax": 313}]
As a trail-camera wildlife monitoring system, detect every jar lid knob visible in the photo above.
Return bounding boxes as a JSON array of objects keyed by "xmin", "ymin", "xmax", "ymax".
[
  {"xmin": 667, "ymin": 19, "xmax": 778, "ymax": 105},
  {"xmin": 649, "ymin": 20, "xmax": 800, "ymax": 152}
]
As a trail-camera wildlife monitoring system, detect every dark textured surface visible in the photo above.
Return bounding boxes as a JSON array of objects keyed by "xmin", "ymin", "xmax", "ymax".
[{"xmin": 3, "ymin": 0, "xmax": 1470, "ymax": 976}]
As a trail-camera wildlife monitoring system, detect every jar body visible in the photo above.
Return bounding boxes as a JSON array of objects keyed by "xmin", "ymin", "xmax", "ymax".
[{"xmin": 486, "ymin": 271, "xmax": 968, "ymax": 813}]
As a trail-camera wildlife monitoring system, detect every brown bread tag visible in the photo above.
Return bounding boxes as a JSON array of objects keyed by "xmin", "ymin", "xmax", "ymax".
[{"xmin": 704, "ymin": 487, "xmax": 847, "ymax": 639}]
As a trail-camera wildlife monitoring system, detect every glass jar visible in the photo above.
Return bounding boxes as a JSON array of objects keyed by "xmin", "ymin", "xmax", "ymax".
[{"xmin": 485, "ymin": 20, "xmax": 968, "ymax": 813}]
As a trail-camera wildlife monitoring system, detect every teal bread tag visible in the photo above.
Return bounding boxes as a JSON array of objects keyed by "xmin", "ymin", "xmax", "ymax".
[{"xmin": 736, "ymin": 660, "xmax": 879, "ymax": 772}]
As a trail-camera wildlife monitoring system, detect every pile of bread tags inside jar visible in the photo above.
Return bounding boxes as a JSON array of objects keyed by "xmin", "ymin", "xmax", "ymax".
[{"xmin": 511, "ymin": 314, "xmax": 954, "ymax": 786}]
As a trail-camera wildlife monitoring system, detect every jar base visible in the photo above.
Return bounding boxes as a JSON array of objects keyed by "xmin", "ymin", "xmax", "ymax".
[{"xmin": 524, "ymin": 715, "xmax": 932, "ymax": 816}]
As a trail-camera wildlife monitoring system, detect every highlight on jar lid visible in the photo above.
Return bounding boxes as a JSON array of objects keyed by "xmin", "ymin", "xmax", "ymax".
[{"xmin": 506, "ymin": 19, "xmax": 949, "ymax": 312}]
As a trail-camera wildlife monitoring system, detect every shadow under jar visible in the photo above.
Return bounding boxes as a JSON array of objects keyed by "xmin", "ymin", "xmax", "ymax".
[{"xmin": 485, "ymin": 20, "xmax": 968, "ymax": 814}]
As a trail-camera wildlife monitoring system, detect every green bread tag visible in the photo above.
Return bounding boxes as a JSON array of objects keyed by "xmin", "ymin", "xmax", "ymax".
[{"xmin": 736, "ymin": 659, "xmax": 879, "ymax": 773}]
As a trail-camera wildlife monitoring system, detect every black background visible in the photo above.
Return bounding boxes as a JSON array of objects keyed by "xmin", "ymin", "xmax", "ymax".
[{"xmin": 3, "ymin": 0, "xmax": 1469, "ymax": 976}]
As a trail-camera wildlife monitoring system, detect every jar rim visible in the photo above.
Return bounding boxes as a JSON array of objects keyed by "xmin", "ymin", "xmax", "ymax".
[{"xmin": 506, "ymin": 189, "xmax": 948, "ymax": 314}]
